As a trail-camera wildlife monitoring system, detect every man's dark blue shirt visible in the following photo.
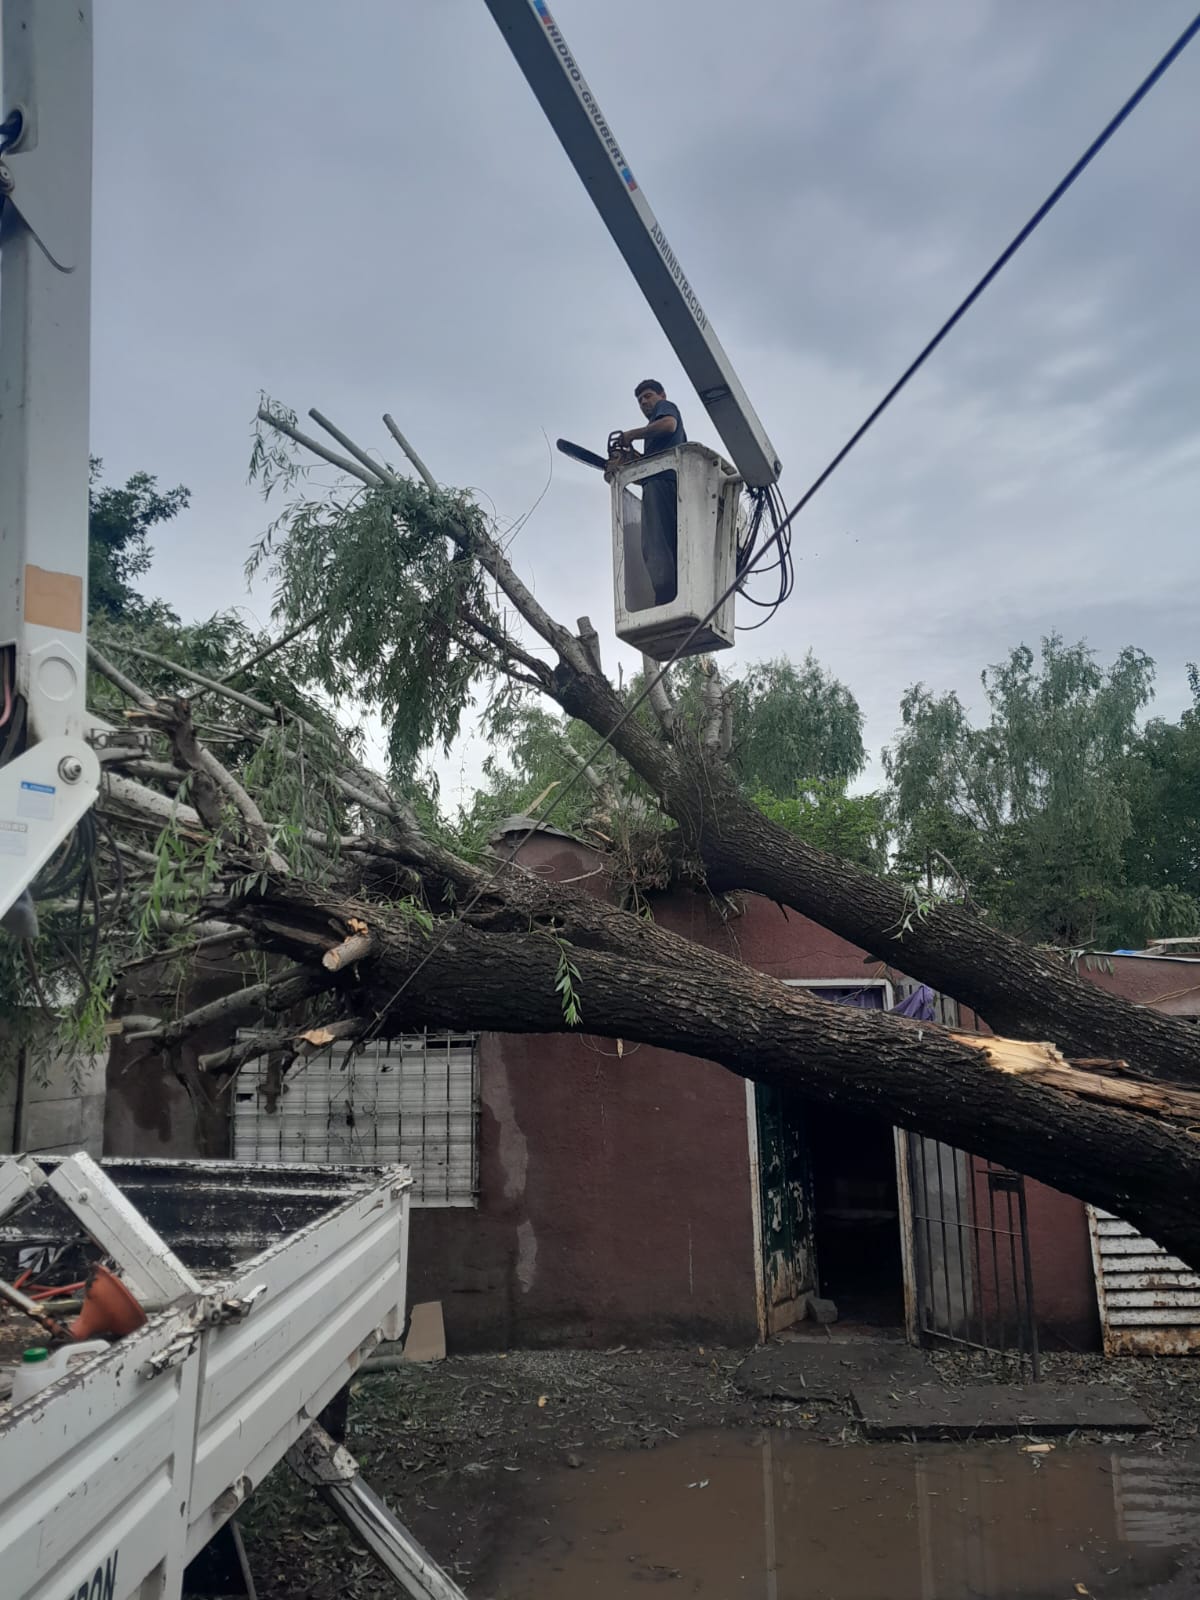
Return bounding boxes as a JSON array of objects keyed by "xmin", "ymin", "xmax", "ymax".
[{"xmin": 643, "ymin": 400, "xmax": 686, "ymax": 456}]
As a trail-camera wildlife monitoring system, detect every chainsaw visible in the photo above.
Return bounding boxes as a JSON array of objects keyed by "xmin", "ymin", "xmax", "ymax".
[{"xmin": 557, "ymin": 433, "xmax": 636, "ymax": 474}]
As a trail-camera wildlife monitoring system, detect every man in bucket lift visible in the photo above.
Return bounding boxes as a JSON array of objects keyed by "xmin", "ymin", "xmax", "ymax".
[{"xmin": 609, "ymin": 380, "xmax": 687, "ymax": 606}]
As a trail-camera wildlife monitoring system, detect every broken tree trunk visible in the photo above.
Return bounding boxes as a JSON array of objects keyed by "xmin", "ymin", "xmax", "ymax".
[
  {"xmin": 230, "ymin": 876, "xmax": 1200, "ymax": 1273},
  {"xmin": 552, "ymin": 672, "xmax": 1200, "ymax": 1089}
]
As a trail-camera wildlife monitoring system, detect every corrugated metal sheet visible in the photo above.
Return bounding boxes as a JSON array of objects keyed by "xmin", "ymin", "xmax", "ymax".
[
  {"xmin": 233, "ymin": 1033, "xmax": 478, "ymax": 1206},
  {"xmin": 1087, "ymin": 1206, "xmax": 1200, "ymax": 1354}
]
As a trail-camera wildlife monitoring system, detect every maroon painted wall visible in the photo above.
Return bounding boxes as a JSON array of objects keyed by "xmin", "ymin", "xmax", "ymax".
[
  {"xmin": 1080, "ymin": 954, "xmax": 1200, "ymax": 1017},
  {"xmin": 408, "ymin": 1031, "xmax": 758, "ymax": 1349},
  {"xmin": 407, "ymin": 829, "xmax": 760, "ymax": 1349},
  {"xmin": 1022, "ymin": 1176, "xmax": 1102, "ymax": 1350}
]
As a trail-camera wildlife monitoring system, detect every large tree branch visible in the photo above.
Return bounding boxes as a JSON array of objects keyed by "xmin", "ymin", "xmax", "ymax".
[
  {"xmin": 167, "ymin": 701, "xmax": 289, "ymax": 873},
  {"xmin": 123, "ymin": 962, "xmax": 328, "ymax": 1049},
  {"xmin": 88, "ymin": 644, "xmax": 157, "ymax": 712},
  {"xmin": 227, "ymin": 874, "xmax": 1200, "ymax": 1271},
  {"xmin": 548, "ymin": 660, "xmax": 1200, "ymax": 1088}
]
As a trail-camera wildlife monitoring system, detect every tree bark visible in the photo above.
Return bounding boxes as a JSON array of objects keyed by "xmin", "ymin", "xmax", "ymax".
[
  {"xmin": 233, "ymin": 877, "xmax": 1200, "ymax": 1272},
  {"xmin": 553, "ymin": 670, "xmax": 1200, "ymax": 1088}
]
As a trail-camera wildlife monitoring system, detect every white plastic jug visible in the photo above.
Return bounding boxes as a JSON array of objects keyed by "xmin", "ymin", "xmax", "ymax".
[{"xmin": 9, "ymin": 1340, "xmax": 109, "ymax": 1404}]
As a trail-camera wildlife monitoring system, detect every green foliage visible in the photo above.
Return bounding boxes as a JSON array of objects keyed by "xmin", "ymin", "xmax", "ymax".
[
  {"xmin": 457, "ymin": 654, "xmax": 869, "ymax": 881},
  {"xmin": 1123, "ymin": 665, "xmax": 1200, "ymax": 908},
  {"xmin": 753, "ymin": 780, "xmax": 890, "ymax": 872},
  {"xmin": 725, "ymin": 654, "xmax": 866, "ymax": 792},
  {"xmin": 546, "ymin": 935, "xmax": 583, "ymax": 1027},
  {"xmin": 394, "ymin": 895, "xmax": 435, "ymax": 938},
  {"xmin": 456, "ymin": 706, "xmax": 621, "ymax": 846},
  {"xmin": 247, "ymin": 404, "xmax": 506, "ymax": 777},
  {"xmin": 88, "ymin": 458, "xmax": 189, "ymax": 624},
  {"xmin": 884, "ymin": 634, "xmax": 1198, "ymax": 947},
  {"xmin": 137, "ymin": 824, "xmax": 221, "ymax": 946}
]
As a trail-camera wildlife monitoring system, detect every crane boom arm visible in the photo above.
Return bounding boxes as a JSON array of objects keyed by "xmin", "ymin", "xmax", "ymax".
[{"xmin": 482, "ymin": 0, "xmax": 781, "ymax": 489}]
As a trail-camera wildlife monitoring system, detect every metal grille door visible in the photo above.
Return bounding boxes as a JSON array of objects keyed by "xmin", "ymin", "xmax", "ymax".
[
  {"xmin": 232, "ymin": 1032, "xmax": 478, "ymax": 1205},
  {"xmin": 905, "ymin": 1133, "xmax": 1040, "ymax": 1375}
]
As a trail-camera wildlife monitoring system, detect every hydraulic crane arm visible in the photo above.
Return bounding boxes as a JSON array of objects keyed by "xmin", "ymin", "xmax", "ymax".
[
  {"xmin": 482, "ymin": 0, "xmax": 782, "ymax": 490},
  {"xmin": 0, "ymin": 0, "xmax": 100, "ymax": 930}
]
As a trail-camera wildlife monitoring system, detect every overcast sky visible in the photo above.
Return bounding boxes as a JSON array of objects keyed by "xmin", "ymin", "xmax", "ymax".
[{"xmin": 78, "ymin": 0, "xmax": 1200, "ymax": 803}]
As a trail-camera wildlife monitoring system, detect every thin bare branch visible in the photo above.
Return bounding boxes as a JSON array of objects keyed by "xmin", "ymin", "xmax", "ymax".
[
  {"xmin": 104, "ymin": 641, "xmax": 399, "ymax": 828},
  {"xmin": 256, "ymin": 407, "xmax": 383, "ymax": 487},
  {"xmin": 643, "ymin": 653, "xmax": 677, "ymax": 737},
  {"xmin": 118, "ymin": 759, "xmax": 184, "ymax": 784},
  {"xmin": 198, "ymin": 1032, "xmax": 291, "ymax": 1075},
  {"xmin": 382, "ymin": 413, "xmax": 437, "ymax": 492},
  {"xmin": 107, "ymin": 642, "xmax": 275, "ymax": 719},
  {"xmin": 309, "ymin": 409, "xmax": 402, "ymax": 487},
  {"xmin": 124, "ymin": 963, "xmax": 327, "ymax": 1048},
  {"xmin": 88, "ymin": 644, "xmax": 157, "ymax": 712},
  {"xmin": 467, "ymin": 520, "xmax": 594, "ymax": 676},
  {"xmin": 461, "ymin": 607, "xmax": 553, "ymax": 685},
  {"xmin": 119, "ymin": 930, "xmax": 249, "ymax": 972},
  {"xmin": 217, "ymin": 610, "xmax": 327, "ymax": 685},
  {"xmin": 170, "ymin": 707, "xmax": 289, "ymax": 874},
  {"xmin": 103, "ymin": 771, "xmax": 205, "ymax": 833}
]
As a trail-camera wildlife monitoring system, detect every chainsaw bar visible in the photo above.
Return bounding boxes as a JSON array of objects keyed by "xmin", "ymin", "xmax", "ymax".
[{"xmin": 556, "ymin": 438, "xmax": 609, "ymax": 472}]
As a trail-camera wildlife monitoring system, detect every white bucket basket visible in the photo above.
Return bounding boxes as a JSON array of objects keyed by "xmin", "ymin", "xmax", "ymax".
[{"xmin": 611, "ymin": 442, "xmax": 742, "ymax": 661}]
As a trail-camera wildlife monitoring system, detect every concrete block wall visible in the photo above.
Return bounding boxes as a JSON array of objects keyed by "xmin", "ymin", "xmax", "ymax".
[{"xmin": 0, "ymin": 1040, "xmax": 106, "ymax": 1157}]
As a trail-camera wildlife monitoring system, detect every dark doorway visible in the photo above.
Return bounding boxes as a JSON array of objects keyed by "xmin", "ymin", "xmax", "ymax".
[{"xmin": 807, "ymin": 1104, "xmax": 905, "ymax": 1327}]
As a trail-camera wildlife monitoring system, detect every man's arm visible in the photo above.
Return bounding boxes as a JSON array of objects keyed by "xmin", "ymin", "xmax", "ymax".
[{"xmin": 617, "ymin": 415, "xmax": 678, "ymax": 450}]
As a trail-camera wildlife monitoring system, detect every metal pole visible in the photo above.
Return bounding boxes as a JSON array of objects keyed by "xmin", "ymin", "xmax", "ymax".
[
  {"xmin": 0, "ymin": 0, "xmax": 94, "ymax": 743},
  {"xmin": 1015, "ymin": 1177, "xmax": 1041, "ymax": 1382}
]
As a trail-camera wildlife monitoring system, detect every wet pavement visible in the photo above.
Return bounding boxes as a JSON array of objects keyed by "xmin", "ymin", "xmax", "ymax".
[{"xmin": 481, "ymin": 1431, "xmax": 1200, "ymax": 1599}]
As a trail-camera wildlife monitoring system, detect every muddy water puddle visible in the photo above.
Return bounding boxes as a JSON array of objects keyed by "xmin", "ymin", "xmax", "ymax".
[{"xmin": 482, "ymin": 1432, "xmax": 1200, "ymax": 1599}]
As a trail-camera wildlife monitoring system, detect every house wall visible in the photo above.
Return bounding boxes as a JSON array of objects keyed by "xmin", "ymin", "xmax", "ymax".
[
  {"xmin": 102, "ymin": 824, "xmax": 1162, "ymax": 1354},
  {"xmin": 0, "ymin": 1031, "xmax": 106, "ymax": 1158},
  {"xmin": 407, "ymin": 831, "xmax": 761, "ymax": 1348},
  {"xmin": 104, "ymin": 941, "xmax": 268, "ymax": 1160},
  {"xmin": 1021, "ymin": 1174, "xmax": 1102, "ymax": 1349},
  {"xmin": 408, "ymin": 1031, "xmax": 759, "ymax": 1348},
  {"xmin": 409, "ymin": 854, "xmax": 1100, "ymax": 1352},
  {"xmin": 1079, "ymin": 954, "xmax": 1200, "ymax": 1017}
]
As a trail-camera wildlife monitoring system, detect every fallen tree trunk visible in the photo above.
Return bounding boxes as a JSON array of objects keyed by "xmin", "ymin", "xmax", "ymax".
[
  {"xmin": 554, "ymin": 673, "xmax": 1200, "ymax": 1088},
  {"xmin": 230, "ymin": 876, "xmax": 1200, "ymax": 1273}
]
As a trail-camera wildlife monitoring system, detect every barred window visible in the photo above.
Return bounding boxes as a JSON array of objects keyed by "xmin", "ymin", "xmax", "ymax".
[{"xmin": 232, "ymin": 1031, "xmax": 479, "ymax": 1206}]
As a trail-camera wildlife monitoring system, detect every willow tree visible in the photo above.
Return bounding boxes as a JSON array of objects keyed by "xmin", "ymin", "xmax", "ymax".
[{"xmin": 18, "ymin": 401, "xmax": 1199, "ymax": 1272}]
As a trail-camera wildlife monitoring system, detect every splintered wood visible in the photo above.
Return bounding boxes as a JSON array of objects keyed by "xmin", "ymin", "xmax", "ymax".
[{"xmin": 951, "ymin": 1031, "xmax": 1200, "ymax": 1125}]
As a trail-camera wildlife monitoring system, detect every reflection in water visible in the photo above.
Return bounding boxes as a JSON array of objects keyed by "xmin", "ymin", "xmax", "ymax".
[{"xmin": 486, "ymin": 1432, "xmax": 1200, "ymax": 1599}]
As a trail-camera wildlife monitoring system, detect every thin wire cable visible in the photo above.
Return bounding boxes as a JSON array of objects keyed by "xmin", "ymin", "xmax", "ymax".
[
  {"xmin": 358, "ymin": 10, "xmax": 1200, "ymax": 1040},
  {"xmin": 763, "ymin": 8, "xmax": 1200, "ymax": 551}
]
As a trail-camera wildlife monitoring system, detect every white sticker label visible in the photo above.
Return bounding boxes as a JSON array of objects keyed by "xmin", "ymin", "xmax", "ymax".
[
  {"xmin": 0, "ymin": 820, "xmax": 28, "ymax": 856},
  {"xmin": 18, "ymin": 780, "xmax": 56, "ymax": 821}
]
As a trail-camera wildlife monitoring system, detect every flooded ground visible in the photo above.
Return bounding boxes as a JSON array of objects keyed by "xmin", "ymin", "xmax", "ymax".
[
  {"xmin": 240, "ymin": 1348, "xmax": 1200, "ymax": 1598},
  {"xmin": 481, "ymin": 1432, "xmax": 1200, "ymax": 1600}
]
